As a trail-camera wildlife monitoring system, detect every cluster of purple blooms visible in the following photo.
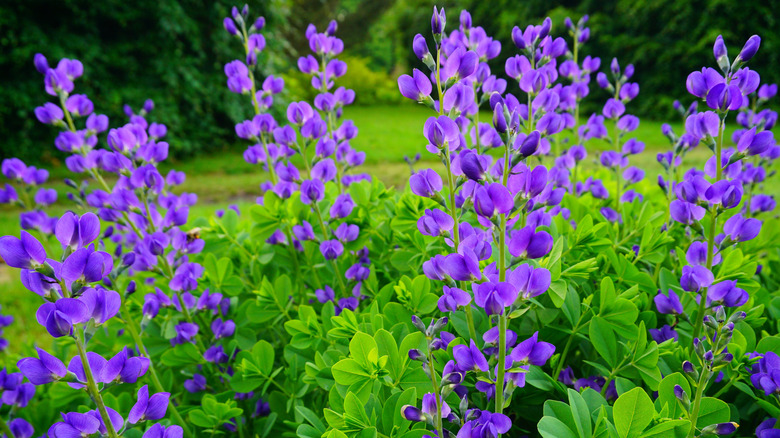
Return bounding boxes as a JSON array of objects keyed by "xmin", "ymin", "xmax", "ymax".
[
  {"xmin": 0, "ymin": 43, "xmax": 274, "ymax": 435},
  {"xmin": 224, "ymin": 6, "xmax": 372, "ymax": 312},
  {"xmin": 647, "ymin": 34, "xmax": 778, "ymax": 437},
  {"xmin": 653, "ymin": 34, "xmax": 773, "ymax": 345},
  {"xmin": 397, "ymin": 8, "xmax": 592, "ymax": 437},
  {"xmin": 0, "ymin": 158, "xmax": 58, "ymax": 235}
]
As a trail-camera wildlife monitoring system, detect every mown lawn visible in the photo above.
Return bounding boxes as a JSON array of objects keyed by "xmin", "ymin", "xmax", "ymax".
[{"xmin": 0, "ymin": 105, "xmax": 768, "ymax": 358}]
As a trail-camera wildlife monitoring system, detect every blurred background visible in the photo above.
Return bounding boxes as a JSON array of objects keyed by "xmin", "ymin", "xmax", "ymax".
[{"xmin": 1, "ymin": 0, "xmax": 778, "ymax": 164}]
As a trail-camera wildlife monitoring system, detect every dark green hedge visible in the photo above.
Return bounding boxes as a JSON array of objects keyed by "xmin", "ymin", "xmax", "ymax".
[{"xmin": 1, "ymin": 0, "xmax": 777, "ymax": 163}]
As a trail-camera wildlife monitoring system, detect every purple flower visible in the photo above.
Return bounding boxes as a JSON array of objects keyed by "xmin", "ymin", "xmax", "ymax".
[
  {"xmin": 211, "ymin": 318, "xmax": 236, "ymax": 339},
  {"xmin": 510, "ymin": 331, "xmax": 555, "ymax": 366},
  {"xmin": 315, "ymin": 286, "xmax": 335, "ymax": 303},
  {"xmin": 103, "ymin": 348, "xmax": 150, "ymax": 384},
  {"xmin": 330, "ymin": 194, "xmax": 355, "ymax": 218},
  {"xmin": 184, "ymin": 374, "xmax": 207, "ymax": 393},
  {"xmin": 680, "ymin": 265, "xmax": 714, "ymax": 292},
  {"xmin": 300, "ymin": 179, "xmax": 325, "ymax": 205},
  {"xmin": 172, "ymin": 322, "xmax": 199, "ymax": 345},
  {"xmin": 418, "ymin": 209, "xmax": 454, "ymax": 236},
  {"xmin": 654, "ymin": 289, "xmax": 683, "ymax": 314},
  {"xmin": 320, "ymin": 240, "xmax": 344, "ymax": 260},
  {"xmin": 708, "ymin": 280, "xmax": 748, "ymax": 307},
  {"xmin": 507, "ymin": 264, "xmax": 551, "ymax": 299},
  {"xmin": 453, "ymin": 339, "xmax": 489, "ymax": 372},
  {"xmin": 670, "ymin": 200, "xmax": 706, "ymax": 225},
  {"xmin": 736, "ymin": 35, "xmax": 761, "ymax": 62},
  {"xmin": 409, "ymin": 168, "xmax": 443, "ymax": 198},
  {"xmin": 0, "ymin": 231, "xmax": 47, "ymax": 269},
  {"xmin": 36, "ymin": 298, "xmax": 90, "ymax": 338},
  {"xmin": 204, "ymin": 345, "xmax": 229, "ymax": 363},
  {"xmin": 431, "ymin": 6, "xmax": 446, "ymax": 35},
  {"xmin": 649, "ymin": 325, "xmax": 678, "ymax": 343},
  {"xmin": 143, "ymin": 424, "xmax": 185, "ymax": 438},
  {"xmin": 736, "ymin": 127, "xmax": 774, "ymax": 156},
  {"xmin": 442, "ymin": 248, "xmax": 482, "ymax": 281},
  {"xmin": 49, "ymin": 412, "xmax": 101, "ymax": 437},
  {"xmin": 602, "ymin": 98, "xmax": 625, "ymax": 119},
  {"xmin": 473, "ymin": 183, "xmax": 513, "ymax": 217},
  {"xmin": 398, "ymin": 69, "xmax": 432, "ymax": 102},
  {"xmin": 17, "ymin": 348, "xmax": 68, "ymax": 385},
  {"xmin": 474, "ymin": 281, "xmax": 517, "ymax": 315},
  {"xmin": 128, "ymin": 385, "xmax": 170, "ymax": 424},
  {"xmin": 438, "ymin": 286, "xmax": 471, "ymax": 312},
  {"xmin": 508, "ymin": 227, "xmax": 553, "ymax": 259},
  {"xmin": 723, "ymin": 213, "xmax": 761, "ymax": 242}
]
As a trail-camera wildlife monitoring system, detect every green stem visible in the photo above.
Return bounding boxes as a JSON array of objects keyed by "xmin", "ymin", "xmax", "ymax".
[
  {"xmin": 74, "ymin": 332, "xmax": 120, "ymax": 438},
  {"xmin": 495, "ymin": 212, "xmax": 508, "ymax": 415},
  {"xmin": 122, "ymin": 305, "xmax": 193, "ymax": 438},
  {"xmin": 427, "ymin": 356, "xmax": 444, "ymax": 438},
  {"xmin": 687, "ymin": 368, "xmax": 711, "ymax": 437},
  {"xmin": 691, "ymin": 118, "xmax": 724, "ymax": 344},
  {"xmin": 435, "ymin": 44, "xmax": 477, "ymax": 341},
  {"xmin": 0, "ymin": 415, "xmax": 15, "ymax": 438},
  {"xmin": 312, "ymin": 202, "xmax": 348, "ymax": 297}
]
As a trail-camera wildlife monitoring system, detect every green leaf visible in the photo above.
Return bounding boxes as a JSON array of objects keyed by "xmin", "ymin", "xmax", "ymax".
[
  {"xmin": 639, "ymin": 420, "xmax": 690, "ymax": 438},
  {"xmin": 160, "ymin": 343, "xmax": 203, "ymax": 367},
  {"xmin": 549, "ymin": 280, "xmax": 567, "ymax": 308},
  {"xmin": 374, "ymin": 329, "xmax": 401, "ymax": 382},
  {"xmin": 332, "ymin": 359, "xmax": 370, "ymax": 386},
  {"xmin": 657, "ymin": 373, "xmax": 689, "ymax": 420},
  {"xmin": 589, "ymin": 316, "xmax": 618, "ymax": 367},
  {"xmin": 695, "ymin": 398, "xmax": 729, "ymax": 428},
  {"xmin": 567, "ymin": 389, "xmax": 593, "ymax": 438},
  {"xmin": 251, "ymin": 340, "xmax": 275, "ymax": 375},
  {"xmin": 756, "ymin": 336, "xmax": 780, "ymax": 354},
  {"xmin": 613, "ymin": 387, "xmax": 654, "ymax": 438},
  {"xmin": 349, "ymin": 332, "xmax": 378, "ymax": 367},
  {"xmin": 296, "ymin": 406, "xmax": 326, "ymax": 433},
  {"xmin": 538, "ymin": 416, "xmax": 578, "ymax": 438}
]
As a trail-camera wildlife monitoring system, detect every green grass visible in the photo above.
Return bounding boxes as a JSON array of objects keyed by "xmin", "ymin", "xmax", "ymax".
[{"xmin": 0, "ymin": 105, "xmax": 771, "ymax": 358}]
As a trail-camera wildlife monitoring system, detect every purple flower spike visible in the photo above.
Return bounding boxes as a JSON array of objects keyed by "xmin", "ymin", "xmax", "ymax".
[
  {"xmin": 0, "ymin": 231, "xmax": 47, "ymax": 269},
  {"xmin": 654, "ymin": 289, "xmax": 683, "ymax": 314},
  {"xmin": 128, "ymin": 385, "xmax": 170, "ymax": 424},
  {"xmin": 453, "ymin": 339, "xmax": 489, "ymax": 373},
  {"xmin": 17, "ymin": 347, "xmax": 67, "ymax": 385}
]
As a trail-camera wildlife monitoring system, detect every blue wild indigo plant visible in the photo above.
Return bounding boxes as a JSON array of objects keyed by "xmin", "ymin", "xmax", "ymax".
[{"xmin": 0, "ymin": 4, "xmax": 778, "ymax": 438}]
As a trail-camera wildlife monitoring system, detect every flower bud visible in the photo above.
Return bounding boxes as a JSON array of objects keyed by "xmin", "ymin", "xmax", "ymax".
[
  {"xmin": 736, "ymin": 35, "xmax": 760, "ymax": 62},
  {"xmin": 411, "ymin": 315, "xmax": 426, "ymax": 333},
  {"xmin": 400, "ymin": 405, "xmax": 426, "ymax": 422},
  {"xmin": 408, "ymin": 349, "xmax": 427, "ymax": 362}
]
